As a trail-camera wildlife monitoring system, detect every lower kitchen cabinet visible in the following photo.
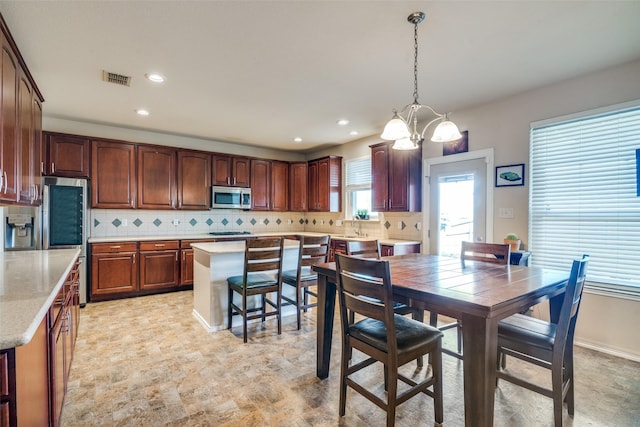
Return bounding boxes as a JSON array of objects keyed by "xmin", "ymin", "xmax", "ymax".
[
  {"xmin": 90, "ymin": 242, "xmax": 138, "ymax": 301},
  {"xmin": 380, "ymin": 243, "xmax": 421, "ymax": 257},
  {"xmin": 1, "ymin": 258, "xmax": 79, "ymax": 427},
  {"xmin": 179, "ymin": 239, "xmax": 214, "ymax": 286},
  {"xmin": 139, "ymin": 241, "xmax": 180, "ymax": 291},
  {"xmin": 328, "ymin": 239, "xmax": 347, "ymax": 262}
]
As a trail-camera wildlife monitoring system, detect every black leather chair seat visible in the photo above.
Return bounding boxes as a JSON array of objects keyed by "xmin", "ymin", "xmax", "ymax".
[
  {"xmin": 228, "ymin": 273, "xmax": 277, "ymax": 289},
  {"xmin": 350, "ymin": 315, "xmax": 443, "ymax": 354},
  {"xmin": 282, "ymin": 267, "xmax": 317, "ymax": 282},
  {"xmin": 499, "ymin": 313, "xmax": 557, "ymax": 351}
]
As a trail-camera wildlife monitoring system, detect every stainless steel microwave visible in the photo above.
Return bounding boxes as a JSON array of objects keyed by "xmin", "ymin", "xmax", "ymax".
[{"xmin": 211, "ymin": 186, "xmax": 251, "ymax": 209}]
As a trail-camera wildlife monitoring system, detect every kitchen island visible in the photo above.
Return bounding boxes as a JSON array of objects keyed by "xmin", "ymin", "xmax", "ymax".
[
  {"xmin": 0, "ymin": 248, "xmax": 80, "ymax": 427},
  {"xmin": 191, "ymin": 238, "xmax": 301, "ymax": 331}
]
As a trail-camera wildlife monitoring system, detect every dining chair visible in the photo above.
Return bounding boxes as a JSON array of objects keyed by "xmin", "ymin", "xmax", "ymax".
[
  {"xmin": 345, "ymin": 239, "xmax": 380, "ymax": 258},
  {"xmin": 431, "ymin": 241, "xmax": 511, "ymax": 359},
  {"xmin": 496, "ymin": 255, "xmax": 589, "ymax": 427},
  {"xmin": 346, "ymin": 239, "xmax": 425, "ymax": 364},
  {"xmin": 227, "ymin": 237, "xmax": 285, "ymax": 343},
  {"xmin": 335, "ymin": 254, "xmax": 444, "ymax": 427},
  {"xmin": 281, "ymin": 234, "xmax": 330, "ymax": 330}
]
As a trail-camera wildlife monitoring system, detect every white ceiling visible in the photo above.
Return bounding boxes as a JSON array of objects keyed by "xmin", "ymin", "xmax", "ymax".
[{"xmin": 1, "ymin": 1, "xmax": 639, "ymax": 152}]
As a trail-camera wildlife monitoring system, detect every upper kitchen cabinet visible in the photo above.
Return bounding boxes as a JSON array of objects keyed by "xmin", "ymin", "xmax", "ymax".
[
  {"xmin": 177, "ymin": 150, "xmax": 211, "ymax": 210},
  {"xmin": 371, "ymin": 141, "xmax": 422, "ymax": 212},
  {"xmin": 43, "ymin": 132, "xmax": 90, "ymax": 178},
  {"xmin": 137, "ymin": 145, "xmax": 176, "ymax": 209},
  {"xmin": 212, "ymin": 154, "xmax": 250, "ymax": 187},
  {"xmin": 0, "ymin": 31, "xmax": 19, "ymax": 203},
  {"xmin": 250, "ymin": 159, "xmax": 288, "ymax": 211},
  {"xmin": 91, "ymin": 139, "xmax": 136, "ymax": 208},
  {"xmin": 308, "ymin": 156, "xmax": 342, "ymax": 212},
  {"xmin": 0, "ymin": 15, "xmax": 44, "ymax": 206},
  {"xmin": 289, "ymin": 161, "xmax": 307, "ymax": 212}
]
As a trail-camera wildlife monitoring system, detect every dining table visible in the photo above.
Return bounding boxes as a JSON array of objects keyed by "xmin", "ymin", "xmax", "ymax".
[{"xmin": 312, "ymin": 253, "xmax": 569, "ymax": 427}]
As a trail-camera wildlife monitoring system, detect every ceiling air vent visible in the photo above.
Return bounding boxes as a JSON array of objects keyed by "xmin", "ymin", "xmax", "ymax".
[{"xmin": 102, "ymin": 70, "xmax": 131, "ymax": 87}]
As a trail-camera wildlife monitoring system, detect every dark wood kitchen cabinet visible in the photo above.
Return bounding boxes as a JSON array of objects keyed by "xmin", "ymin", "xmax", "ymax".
[
  {"xmin": 137, "ymin": 145, "xmax": 177, "ymax": 209},
  {"xmin": 0, "ymin": 15, "xmax": 43, "ymax": 207},
  {"xmin": 177, "ymin": 150, "xmax": 211, "ymax": 210},
  {"xmin": 91, "ymin": 140, "xmax": 136, "ymax": 208},
  {"xmin": 250, "ymin": 159, "xmax": 288, "ymax": 211},
  {"xmin": 139, "ymin": 240, "xmax": 180, "ymax": 291},
  {"xmin": 380, "ymin": 243, "xmax": 421, "ymax": 257},
  {"xmin": 43, "ymin": 132, "xmax": 90, "ymax": 178},
  {"xmin": 90, "ymin": 242, "xmax": 139, "ymax": 300},
  {"xmin": 371, "ymin": 141, "xmax": 422, "ymax": 212},
  {"xmin": 212, "ymin": 154, "xmax": 250, "ymax": 187},
  {"xmin": 179, "ymin": 239, "xmax": 214, "ymax": 286},
  {"xmin": 308, "ymin": 156, "xmax": 341, "ymax": 212},
  {"xmin": 0, "ymin": 34, "xmax": 19, "ymax": 204},
  {"xmin": 289, "ymin": 161, "xmax": 307, "ymax": 212}
]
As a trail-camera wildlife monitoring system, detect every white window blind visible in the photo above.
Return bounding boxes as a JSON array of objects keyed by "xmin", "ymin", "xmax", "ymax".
[
  {"xmin": 529, "ymin": 105, "xmax": 640, "ymax": 293},
  {"xmin": 345, "ymin": 157, "xmax": 371, "ymax": 186}
]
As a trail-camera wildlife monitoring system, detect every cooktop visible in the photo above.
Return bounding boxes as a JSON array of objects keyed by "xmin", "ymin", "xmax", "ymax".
[{"xmin": 209, "ymin": 231, "xmax": 252, "ymax": 236}]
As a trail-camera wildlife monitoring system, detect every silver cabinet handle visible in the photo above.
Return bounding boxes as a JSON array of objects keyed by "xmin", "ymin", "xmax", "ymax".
[
  {"xmin": 154, "ymin": 244, "xmax": 165, "ymax": 247},
  {"xmin": 175, "ymin": 252, "xmax": 178, "ymax": 262},
  {"xmin": 3, "ymin": 171, "xmax": 7, "ymax": 194},
  {"xmin": 0, "ymin": 168, "xmax": 3, "ymax": 193},
  {"xmin": 110, "ymin": 245, "xmax": 121, "ymax": 249}
]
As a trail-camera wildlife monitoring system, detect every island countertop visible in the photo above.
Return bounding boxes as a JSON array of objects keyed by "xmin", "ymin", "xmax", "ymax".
[{"xmin": 0, "ymin": 248, "xmax": 80, "ymax": 350}]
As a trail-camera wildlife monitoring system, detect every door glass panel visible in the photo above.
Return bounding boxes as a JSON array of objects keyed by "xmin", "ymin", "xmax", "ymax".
[{"xmin": 49, "ymin": 185, "xmax": 83, "ymax": 246}]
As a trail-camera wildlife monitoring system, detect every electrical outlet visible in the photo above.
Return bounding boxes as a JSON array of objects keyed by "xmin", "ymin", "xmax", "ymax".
[
  {"xmin": 288, "ymin": 219, "xmax": 293, "ymax": 225},
  {"xmin": 122, "ymin": 219, "xmax": 128, "ymax": 227},
  {"xmin": 397, "ymin": 221, "xmax": 403, "ymax": 230},
  {"xmin": 336, "ymin": 220, "xmax": 343, "ymax": 227},
  {"xmin": 499, "ymin": 208, "xmax": 514, "ymax": 219},
  {"xmin": 172, "ymin": 218, "xmax": 180, "ymax": 226},
  {"xmin": 320, "ymin": 219, "xmax": 325, "ymax": 225},
  {"xmin": 416, "ymin": 222, "xmax": 421, "ymax": 230}
]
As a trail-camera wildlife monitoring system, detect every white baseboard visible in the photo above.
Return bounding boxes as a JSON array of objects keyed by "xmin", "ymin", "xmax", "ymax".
[{"xmin": 575, "ymin": 339, "xmax": 640, "ymax": 363}]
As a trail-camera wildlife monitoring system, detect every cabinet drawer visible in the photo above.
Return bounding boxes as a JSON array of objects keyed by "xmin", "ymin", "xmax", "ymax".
[
  {"xmin": 91, "ymin": 242, "xmax": 137, "ymax": 253},
  {"xmin": 180, "ymin": 239, "xmax": 215, "ymax": 249},
  {"xmin": 139, "ymin": 240, "xmax": 179, "ymax": 251},
  {"xmin": 0, "ymin": 351, "xmax": 7, "ymax": 397}
]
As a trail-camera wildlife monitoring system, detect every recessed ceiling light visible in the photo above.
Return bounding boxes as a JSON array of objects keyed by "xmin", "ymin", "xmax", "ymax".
[
  {"xmin": 136, "ymin": 109, "xmax": 150, "ymax": 116},
  {"xmin": 145, "ymin": 73, "xmax": 165, "ymax": 83},
  {"xmin": 350, "ymin": 131, "xmax": 359, "ymax": 136},
  {"xmin": 337, "ymin": 119, "xmax": 349, "ymax": 126},
  {"xmin": 293, "ymin": 137, "xmax": 303, "ymax": 143}
]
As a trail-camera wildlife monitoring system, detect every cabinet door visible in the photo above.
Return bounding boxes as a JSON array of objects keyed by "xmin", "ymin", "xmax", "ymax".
[
  {"xmin": 317, "ymin": 158, "xmax": 330, "ymax": 211},
  {"xmin": 177, "ymin": 150, "xmax": 211, "ymax": 210},
  {"xmin": 307, "ymin": 160, "xmax": 319, "ymax": 211},
  {"xmin": 91, "ymin": 140, "xmax": 136, "ymax": 208},
  {"xmin": 137, "ymin": 145, "xmax": 176, "ymax": 209},
  {"xmin": 371, "ymin": 144, "xmax": 389, "ymax": 212},
  {"xmin": 250, "ymin": 159, "xmax": 270, "ymax": 210},
  {"xmin": 232, "ymin": 157, "xmax": 251, "ymax": 187},
  {"xmin": 211, "ymin": 154, "xmax": 232, "ymax": 186},
  {"xmin": 388, "ymin": 149, "xmax": 410, "ymax": 211},
  {"xmin": 31, "ymin": 98, "xmax": 42, "ymax": 204},
  {"xmin": 90, "ymin": 251, "xmax": 138, "ymax": 297},
  {"xmin": 289, "ymin": 162, "xmax": 307, "ymax": 212},
  {"xmin": 180, "ymin": 248, "xmax": 194, "ymax": 285},
  {"xmin": 18, "ymin": 72, "xmax": 33, "ymax": 204},
  {"xmin": 139, "ymin": 250, "xmax": 180, "ymax": 291},
  {"xmin": 0, "ymin": 39, "xmax": 18, "ymax": 203},
  {"xmin": 49, "ymin": 308, "xmax": 66, "ymax": 427},
  {"xmin": 45, "ymin": 133, "xmax": 90, "ymax": 178},
  {"xmin": 271, "ymin": 161, "xmax": 288, "ymax": 211}
]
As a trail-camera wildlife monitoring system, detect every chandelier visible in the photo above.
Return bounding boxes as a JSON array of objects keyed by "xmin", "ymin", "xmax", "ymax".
[{"xmin": 381, "ymin": 11, "xmax": 462, "ymax": 150}]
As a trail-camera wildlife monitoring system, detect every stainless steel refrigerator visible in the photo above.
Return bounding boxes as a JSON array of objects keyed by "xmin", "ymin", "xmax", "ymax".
[{"xmin": 41, "ymin": 177, "xmax": 88, "ymax": 305}]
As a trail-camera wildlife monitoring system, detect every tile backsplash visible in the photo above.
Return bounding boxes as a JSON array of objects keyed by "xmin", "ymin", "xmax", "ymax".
[{"xmin": 90, "ymin": 209, "xmax": 424, "ymax": 241}]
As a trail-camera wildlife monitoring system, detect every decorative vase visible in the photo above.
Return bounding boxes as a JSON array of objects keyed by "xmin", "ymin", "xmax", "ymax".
[{"xmin": 504, "ymin": 239, "xmax": 521, "ymax": 252}]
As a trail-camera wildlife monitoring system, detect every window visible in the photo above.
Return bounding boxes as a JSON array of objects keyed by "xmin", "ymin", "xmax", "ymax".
[
  {"xmin": 345, "ymin": 156, "xmax": 375, "ymax": 219},
  {"xmin": 529, "ymin": 103, "xmax": 640, "ymax": 295}
]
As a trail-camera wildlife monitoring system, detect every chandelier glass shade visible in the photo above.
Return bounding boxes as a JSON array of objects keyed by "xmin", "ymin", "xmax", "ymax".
[{"xmin": 382, "ymin": 11, "xmax": 462, "ymax": 150}]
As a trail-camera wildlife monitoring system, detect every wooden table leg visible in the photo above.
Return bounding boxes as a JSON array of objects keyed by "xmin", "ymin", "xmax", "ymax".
[
  {"xmin": 461, "ymin": 314, "xmax": 499, "ymax": 427},
  {"xmin": 316, "ymin": 274, "xmax": 336, "ymax": 379}
]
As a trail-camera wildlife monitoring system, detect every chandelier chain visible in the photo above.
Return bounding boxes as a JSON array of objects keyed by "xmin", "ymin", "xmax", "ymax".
[{"xmin": 413, "ymin": 21, "xmax": 419, "ymax": 104}]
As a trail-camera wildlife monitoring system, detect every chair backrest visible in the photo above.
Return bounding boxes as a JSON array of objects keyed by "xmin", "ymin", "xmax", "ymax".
[
  {"xmin": 243, "ymin": 236, "xmax": 284, "ymax": 277},
  {"xmin": 554, "ymin": 254, "xmax": 589, "ymax": 355},
  {"xmin": 460, "ymin": 241, "xmax": 510, "ymax": 267},
  {"xmin": 297, "ymin": 234, "xmax": 330, "ymax": 270},
  {"xmin": 335, "ymin": 254, "xmax": 397, "ymax": 350},
  {"xmin": 346, "ymin": 239, "xmax": 380, "ymax": 259}
]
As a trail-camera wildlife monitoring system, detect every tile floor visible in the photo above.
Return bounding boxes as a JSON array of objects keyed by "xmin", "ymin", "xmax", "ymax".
[{"xmin": 61, "ymin": 291, "xmax": 640, "ymax": 426}]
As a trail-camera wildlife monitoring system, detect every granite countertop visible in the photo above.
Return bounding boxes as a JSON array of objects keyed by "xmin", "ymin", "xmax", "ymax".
[
  {"xmin": 191, "ymin": 239, "xmax": 301, "ymax": 254},
  {"xmin": 88, "ymin": 232, "xmax": 420, "ymax": 247},
  {"xmin": 0, "ymin": 248, "xmax": 80, "ymax": 350}
]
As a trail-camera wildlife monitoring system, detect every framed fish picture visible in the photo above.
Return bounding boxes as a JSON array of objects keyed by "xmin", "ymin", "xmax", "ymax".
[{"xmin": 495, "ymin": 164, "xmax": 525, "ymax": 187}]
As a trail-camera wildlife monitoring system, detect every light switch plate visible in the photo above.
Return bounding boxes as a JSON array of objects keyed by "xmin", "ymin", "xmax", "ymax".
[{"xmin": 499, "ymin": 208, "xmax": 514, "ymax": 218}]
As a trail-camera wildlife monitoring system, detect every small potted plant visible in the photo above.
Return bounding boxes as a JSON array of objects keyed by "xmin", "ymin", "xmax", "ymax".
[
  {"xmin": 504, "ymin": 233, "xmax": 521, "ymax": 252},
  {"xmin": 356, "ymin": 209, "xmax": 369, "ymax": 220}
]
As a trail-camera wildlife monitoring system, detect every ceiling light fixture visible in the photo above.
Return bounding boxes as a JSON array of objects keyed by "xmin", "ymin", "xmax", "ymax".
[
  {"xmin": 136, "ymin": 109, "xmax": 150, "ymax": 116},
  {"xmin": 337, "ymin": 119, "xmax": 349, "ymax": 126},
  {"xmin": 381, "ymin": 11, "xmax": 462, "ymax": 150},
  {"xmin": 293, "ymin": 137, "xmax": 303, "ymax": 143},
  {"xmin": 145, "ymin": 73, "xmax": 165, "ymax": 83}
]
